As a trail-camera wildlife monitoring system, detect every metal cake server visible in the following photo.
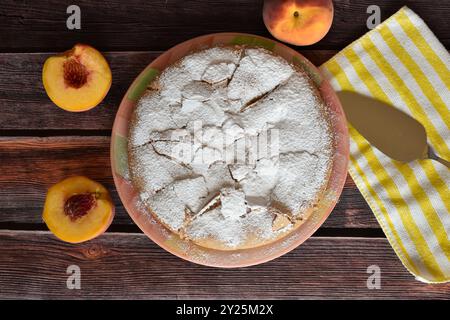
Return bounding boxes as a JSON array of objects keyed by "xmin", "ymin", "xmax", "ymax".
[{"xmin": 336, "ymin": 91, "xmax": 450, "ymax": 168}]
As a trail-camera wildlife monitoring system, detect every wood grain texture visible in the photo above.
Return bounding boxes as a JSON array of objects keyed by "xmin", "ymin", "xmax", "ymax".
[
  {"xmin": 0, "ymin": 52, "xmax": 155, "ymax": 131},
  {"xmin": 1, "ymin": 49, "xmax": 448, "ymax": 131},
  {"xmin": 0, "ymin": 0, "xmax": 449, "ymax": 52},
  {"xmin": 1, "ymin": 230, "xmax": 449, "ymax": 299},
  {"xmin": 0, "ymin": 50, "xmax": 337, "ymax": 131},
  {"xmin": 0, "ymin": 136, "xmax": 377, "ymax": 229}
]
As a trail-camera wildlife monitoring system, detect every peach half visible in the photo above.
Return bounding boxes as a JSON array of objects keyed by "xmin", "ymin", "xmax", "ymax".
[
  {"xmin": 42, "ymin": 44, "xmax": 112, "ymax": 112},
  {"xmin": 43, "ymin": 176, "xmax": 115, "ymax": 243},
  {"xmin": 263, "ymin": 0, "xmax": 334, "ymax": 46}
]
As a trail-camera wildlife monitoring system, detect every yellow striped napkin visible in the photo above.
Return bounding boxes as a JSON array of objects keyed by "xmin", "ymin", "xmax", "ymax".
[{"xmin": 320, "ymin": 6, "xmax": 450, "ymax": 283}]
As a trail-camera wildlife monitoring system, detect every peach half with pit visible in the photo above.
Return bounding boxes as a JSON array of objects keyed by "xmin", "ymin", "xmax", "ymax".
[
  {"xmin": 42, "ymin": 44, "xmax": 112, "ymax": 112},
  {"xmin": 43, "ymin": 176, "xmax": 115, "ymax": 243}
]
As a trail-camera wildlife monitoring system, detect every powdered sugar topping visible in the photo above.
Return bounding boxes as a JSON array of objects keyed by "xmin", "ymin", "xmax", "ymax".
[{"xmin": 128, "ymin": 46, "xmax": 333, "ymax": 249}]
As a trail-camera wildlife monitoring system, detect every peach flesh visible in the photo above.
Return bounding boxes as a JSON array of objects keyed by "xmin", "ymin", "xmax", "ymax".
[
  {"xmin": 43, "ymin": 176, "xmax": 115, "ymax": 243},
  {"xmin": 42, "ymin": 44, "xmax": 112, "ymax": 112}
]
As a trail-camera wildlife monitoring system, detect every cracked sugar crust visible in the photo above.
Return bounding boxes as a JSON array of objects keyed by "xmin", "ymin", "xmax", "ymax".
[
  {"xmin": 145, "ymin": 176, "xmax": 209, "ymax": 232},
  {"xmin": 128, "ymin": 45, "xmax": 334, "ymax": 250},
  {"xmin": 128, "ymin": 143, "xmax": 192, "ymax": 200},
  {"xmin": 227, "ymin": 48, "xmax": 295, "ymax": 107}
]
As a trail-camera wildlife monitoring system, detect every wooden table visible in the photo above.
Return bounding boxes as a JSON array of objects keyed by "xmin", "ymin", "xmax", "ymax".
[{"xmin": 0, "ymin": 0, "xmax": 449, "ymax": 299}]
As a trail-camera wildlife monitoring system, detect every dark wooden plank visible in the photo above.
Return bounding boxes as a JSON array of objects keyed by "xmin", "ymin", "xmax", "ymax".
[
  {"xmin": 0, "ymin": 50, "xmax": 338, "ymax": 131},
  {"xmin": 0, "ymin": 51, "xmax": 156, "ymax": 131},
  {"xmin": 0, "ymin": 136, "xmax": 377, "ymax": 229},
  {"xmin": 0, "ymin": 0, "xmax": 449, "ymax": 52},
  {"xmin": 0, "ymin": 230, "xmax": 448, "ymax": 299},
  {"xmin": 2, "ymin": 48, "xmax": 448, "ymax": 131}
]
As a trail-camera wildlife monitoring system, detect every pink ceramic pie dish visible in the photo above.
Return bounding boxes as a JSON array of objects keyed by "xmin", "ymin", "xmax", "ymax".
[{"xmin": 111, "ymin": 33, "xmax": 349, "ymax": 268}]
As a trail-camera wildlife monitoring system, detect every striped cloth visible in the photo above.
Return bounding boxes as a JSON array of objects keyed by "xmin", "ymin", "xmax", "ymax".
[{"xmin": 320, "ymin": 6, "xmax": 450, "ymax": 283}]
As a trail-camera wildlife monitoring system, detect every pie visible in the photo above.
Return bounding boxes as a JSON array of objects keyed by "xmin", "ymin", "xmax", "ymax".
[{"xmin": 128, "ymin": 46, "xmax": 334, "ymax": 250}]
